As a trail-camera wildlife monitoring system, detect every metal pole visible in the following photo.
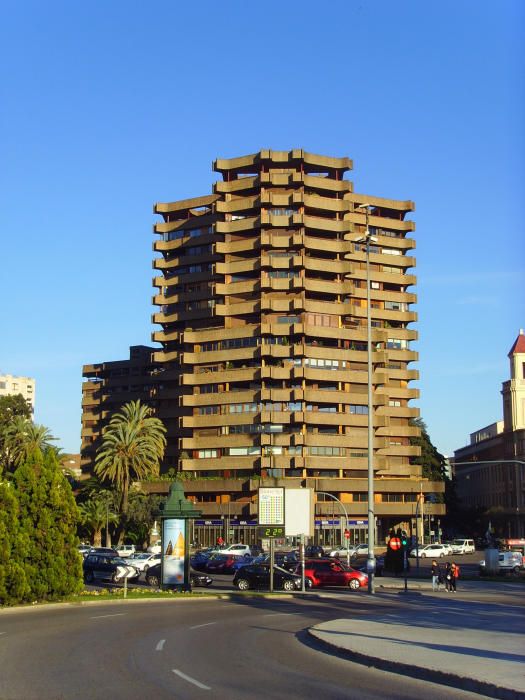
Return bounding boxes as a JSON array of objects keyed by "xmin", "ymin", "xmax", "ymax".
[
  {"xmin": 364, "ymin": 207, "xmax": 376, "ymax": 594},
  {"xmin": 269, "ymin": 536, "xmax": 274, "ymax": 593},
  {"xmin": 317, "ymin": 492, "xmax": 350, "ymax": 567}
]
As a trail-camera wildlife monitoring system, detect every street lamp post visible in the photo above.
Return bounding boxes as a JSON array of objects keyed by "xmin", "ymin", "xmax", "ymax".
[
  {"xmin": 355, "ymin": 203, "xmax": 378, "ymax": 594},
  {"xmin": 317, "ymin": 491, "xmax": 351, "ymax": 568}
]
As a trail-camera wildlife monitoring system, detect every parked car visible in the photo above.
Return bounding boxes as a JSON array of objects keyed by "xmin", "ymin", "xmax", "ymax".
[
  {"xmin": 231, "ymin": 556, "xmax": 256, "ymax": 572},
  {"xmin": 83, "ymin": 554, "xmax": 136, "ymax": 584},
  {"xmin": 145, "ymin": 563, "xmax": 213, "ymax": 588},
  {"xmin": 116, "ymin": 544, "xmax": 136, "ymax": 558},
  {"xmin": 358, "ymin": 555, "xmax": 385, "ymax": 577},
  {"xmin": 88, "ymin": 547, "xmax": 119, "ymax": 557},
  {"xmin": 233, "ymin": 564, "xmax": 302, "ymax": 591},
  {"xmin": 204, "ymin": 553, "xmax": 237, "ymax": 574},
  {"xmin": 77, "ymin": 544, "xmax": 91, "ymax": 558},
  {"xmin": 350, "ymin": 543, "xmax": 370, "ymax": 558},
  {"xmin": 479, "ymin": 551, "xmax": 523, "ymax": 575},
  {"xmin": 147, "ymin": 542, "xmax": 162, "ymax": 555},
  {"xmin": 128, "ymin": 552, "xmax": 160, "ymax": 573},
  {"xmin": 190, "ymin": 551, "xmax": 214, "ymax": 570},
  {"xmin": 409, "ymin": 543, "xmax": 451, "ymax": 558},
  {"xmin": 296, "ymin": 559, "xmax": 368, "ymax": 590},
  {"xmin": 450, "ymin": 539, "xmax": 476, "ymax": 555},
  {"xmin": 328, "ymin": 545, "xmax": 353, "ymax": 559},
  {"xmin": 304, "ymin": 545, "xmax": 325, "ymax": 558},
  {"xmin": 220, "ymin": 544, "xmax": 253, "ymax": 557}
]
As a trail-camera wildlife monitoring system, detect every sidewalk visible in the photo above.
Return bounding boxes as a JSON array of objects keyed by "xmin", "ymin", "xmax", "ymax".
[{"xmin": 308, "ymin": 584, "xmax": 525, "ymax": 700}]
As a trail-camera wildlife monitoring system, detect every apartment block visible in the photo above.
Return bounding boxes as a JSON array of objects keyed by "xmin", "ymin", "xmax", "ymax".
[
  {"xmin": 0, "ymin": 373, "xmax": 35, "ymax": 412},
  {"xmin": 150, "ymin": 149, "xmax": 445, "ymax": 542},
  {"xmin": 80, "ymin": 345, "xmax": 160, "ymax": 475}
]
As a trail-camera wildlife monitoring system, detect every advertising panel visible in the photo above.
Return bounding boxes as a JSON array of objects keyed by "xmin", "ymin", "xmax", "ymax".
[
  {"xmin": 258, "ymin": 487, "xmax": 285, "ymax": 526},
  {"xmin": 162, "ymin": 518, "xmax": 186, "ymax": 585}
]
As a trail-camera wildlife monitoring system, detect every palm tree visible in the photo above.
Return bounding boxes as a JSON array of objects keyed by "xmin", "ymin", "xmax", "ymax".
[
  {"xmin": 94, "ymin": 401, "xmax": 166, "ymax": 517},
  {"xmin": 78, "ymin": 496, "xmax": 119, "ymax": 547},
  {"xmin": 3, "ymin": 417, "xmax": 57, "ymax": 469}
]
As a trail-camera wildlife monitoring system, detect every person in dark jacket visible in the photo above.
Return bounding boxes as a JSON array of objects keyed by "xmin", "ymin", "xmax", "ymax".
[{"xmin": 431, "ymin": 559, "xmax": 442, "ymax": 591}]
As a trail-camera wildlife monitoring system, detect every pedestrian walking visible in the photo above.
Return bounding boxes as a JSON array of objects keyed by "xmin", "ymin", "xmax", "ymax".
[
  {"xmin": 431, "ymin": 559, "xmax": 442, "ymax": 591},
  {"xmin": 445, "ymin": 561, "xmax": 459, "ymax": 592}
]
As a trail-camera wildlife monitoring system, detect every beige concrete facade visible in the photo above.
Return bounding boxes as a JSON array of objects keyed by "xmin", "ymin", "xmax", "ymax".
[
  {"xmin": 150, "ymin": 150, "xmax": 445, "ymax": 541},
  {"xmin": 0, "ymin": 373, "xmax": 35, "ymax": 411}
]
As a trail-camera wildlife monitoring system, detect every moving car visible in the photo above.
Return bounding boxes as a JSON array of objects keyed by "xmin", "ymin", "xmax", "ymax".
[
  {"xmin": 409, "ymin": 543, "xmax": 451, "ymax": 558},
  {"xmin": 83, "ymin": 554, "xmax": 137, "ymax": 584},
  {"xmin": 145, "ymin": 563, "xmax": 213, "ymax": 588},
  {"xmin": 479, "ymin": 551, "xmax": 523, "ymax": 575},
  {"xmin": 450, "ymin": 539, "xmax": 475, "ymax": 555},
  {"xmin": 233, "ymin": 564, "xmax": 302, "ymax": 591},
  {"xmin": 297, "ymin": 559, "xmax": 368, "ymax": 590}
]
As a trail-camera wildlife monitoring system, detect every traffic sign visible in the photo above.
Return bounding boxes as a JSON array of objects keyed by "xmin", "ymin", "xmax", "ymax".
[
  {"xmin": 389, "ymin": 537, "xmax": 401, "ymax": 550},
  {"xmin": 344, "ymin": 529, "xmax": 350, "ymax": 539}
]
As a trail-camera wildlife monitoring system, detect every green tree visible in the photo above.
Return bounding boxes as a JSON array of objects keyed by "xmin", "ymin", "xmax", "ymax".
[
  {"xmin": 126, "ymin": 490, "xmax": 164, "ymax": 549},
  {"xmin": 13, "ymin": 449, "xmax": 83, "ymax": 601},
  {"xmin": 95, "ymin": 400, "xmax": 166, "ymax": 519},
  {"xmin": 0, "ymin": 479, "xmax": 30, "ymax": 605},
  {"xmin": 409, "ymin": 417, "xmax": 446, "ymax": 481},
  {"xmin": 3, "ymin": 417, "xmax": 57, "ymax": 471}
]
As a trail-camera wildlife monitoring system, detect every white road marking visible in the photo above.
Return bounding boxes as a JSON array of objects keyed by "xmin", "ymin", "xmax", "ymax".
[
  {"xmin": 173, "ymin": 669, "xmax": 211, "ymax": 690},
  {"xmin": 90, "ymin": 613, "xmax": 126, "ymax": 619},
  {"xmin": 190, "ymin": 621, "xmax": 217, "ymax": 630},
  {"xmin": 262, "ymin": 612, "xmax": 296, "ymax": 617},
  {"xmin": 156, "ymin": 639, "xmax": 166, "ymax": 651},
  {"xmin": 0, "ymin": 632, "xmax": 6, "ymax": 635}
]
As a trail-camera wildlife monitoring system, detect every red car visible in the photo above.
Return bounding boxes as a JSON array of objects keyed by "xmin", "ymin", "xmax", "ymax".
[{"xmin": 298, "ymin": 559, "xmax": 368, "ymax": 590}]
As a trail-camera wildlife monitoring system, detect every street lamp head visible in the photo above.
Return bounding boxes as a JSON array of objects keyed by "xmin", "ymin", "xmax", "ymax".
[{"xmin": 356, "ymin": 202, "xmax": 373, "ymax": 209}]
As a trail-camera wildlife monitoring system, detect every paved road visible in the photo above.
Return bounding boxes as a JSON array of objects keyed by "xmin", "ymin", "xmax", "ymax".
[{"xmin": 0, "ymin": 594, "xmax": 497, "ymax": 700}]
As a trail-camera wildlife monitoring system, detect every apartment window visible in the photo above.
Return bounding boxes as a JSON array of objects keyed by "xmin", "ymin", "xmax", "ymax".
[
  {"xmin": 269, "ymin": 208, "xmax": 295, "ymax": 216},
  {"xmin": 353, "ymin": 493, "xmax": 368, "ymax": 502},
  {"xmin": 197, "ymin": 449, "xmax": 218, "ymax": 458},
  {"xmin": 387, "ymin": 338, "xmax": 408, "ymax": 350},
  {"xmin": 382, "ymin": 248, "xmax": 401, "ymax": 256},
  {"xmin": 385, "ymin": 301, "xmax": 406, "ymax": 312},
  {"xmin": 349, "ymin": 405, "xmax": 368, "ymax": 414},
  {"xmin": 383, "ymin": 494, "xmax": 403, "ymax": 502},
  {"xmin": 388, "ymin": 400, "xmax": 401, "ymax": 407},
  {"xmin": 277, "ymin": 315, "xmax": 301, "ymax": 324}
]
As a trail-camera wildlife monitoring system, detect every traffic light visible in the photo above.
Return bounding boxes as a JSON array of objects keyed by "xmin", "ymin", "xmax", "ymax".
[{"xmin": 401, "ymin": 530, "xmax": 408, "ymax": 548}]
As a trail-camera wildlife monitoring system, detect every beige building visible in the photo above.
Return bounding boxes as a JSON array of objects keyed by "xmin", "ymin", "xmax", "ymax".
[
  {"xmin": 454, "ymin": 330, "xmax": 525, "ymax": 538},
  {"xmin": 146, "ymin": 149, "xmax": 445, "ymax": 544},
  {"xmin": 0, "ymin": 373, "xmax": 35, "ymax": 412}
]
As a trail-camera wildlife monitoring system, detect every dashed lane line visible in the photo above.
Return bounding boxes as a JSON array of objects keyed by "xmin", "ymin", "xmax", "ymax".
[
  {"xmin": 90, "ymin": 613, "xmax": 127, "ymax": 619},
  {"xmin": 173, "ymin": 669, "xmax": 211, "ymax": 690},
  {"xmin": 156, "ymin": 639, "xmax": 166, "ymax": 651},
  {"xmin": 189, "ymin": 622, "xmax": 217, "ymax": 630}
]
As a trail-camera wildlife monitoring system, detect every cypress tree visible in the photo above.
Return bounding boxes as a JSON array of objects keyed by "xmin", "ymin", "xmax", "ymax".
[
  {"xmin": 0, "ymin": 479, "xmax": 29, "ymax": 605},
  {"xmin": 13, "ymin": 449, "xmax": 83, "ymax": 601}
]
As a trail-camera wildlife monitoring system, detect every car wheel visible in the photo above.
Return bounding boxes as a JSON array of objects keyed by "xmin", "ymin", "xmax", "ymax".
[
  {"xmin": 420, "ymin": 553, "xmax": 426, "ymax": 558},
  {"xmin": 84, "ymin": 571, "xmax": 94, "ymax": 584},
  {"xmin": 513, "ymin": 566, "xmax": 521, "ymax": 574},
  {"xmin": 439, "ymin": 553, "xmax": 444, "ymax": 558},
  {"xmin": 148, "ymin": 574, "xmax": 160, "ymax": 587},
  {"xmin": 282, "ymin": 579, "xmax": 294, "ymax": 592},
  {"xmin": 349, "ymin": 578, "xmax": 360, "ymax": 590},
  {"xmin": 236, "ymin": 578, "xmax": 250, "ymax": 591},
  {"xmin": 305, "ymin": 577, "xmax": 314, "ymax": 589}
]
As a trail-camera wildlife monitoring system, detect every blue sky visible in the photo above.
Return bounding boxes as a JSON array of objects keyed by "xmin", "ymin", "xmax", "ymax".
[{"xmin": 1, "ymin": 1, "xmax": 523, "ymax": 457}]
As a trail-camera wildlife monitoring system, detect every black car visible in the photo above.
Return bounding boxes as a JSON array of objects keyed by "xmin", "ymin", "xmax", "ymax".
[
  {"xmin": 233, "ymin": 564, "xmax": 302, "ymax": 591},
  {"xmin": 83, "ymin": 554, "xmax": 135, "ymax": 583},
  {"xmin": 305, "ymin": 545, "xmax": 325, "ymax": 558},
  {"xmin": 88, "ymin": 547, "xmax": 119, "ymax": 557},
  {"xmin": 145, "ymin": 563, "xmax": 213, "ymax": 588}
]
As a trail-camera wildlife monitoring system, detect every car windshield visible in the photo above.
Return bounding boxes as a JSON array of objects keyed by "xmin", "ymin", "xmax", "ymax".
[{"xmin": 452, "ymin": 540, "xmax": 465, "ymax": 545}]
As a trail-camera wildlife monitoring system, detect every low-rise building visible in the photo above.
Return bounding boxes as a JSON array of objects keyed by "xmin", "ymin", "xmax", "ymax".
[
  {"xmin": 453, "ymin": 330, "xmax": 525, "ymax": 538},
  {"xmin": 0, "ymin": 373, "xmax": 35, "ymax": 412}
]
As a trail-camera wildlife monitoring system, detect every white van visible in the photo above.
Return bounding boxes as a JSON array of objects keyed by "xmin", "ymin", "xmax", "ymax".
[{"xmin": 450, "ymin": 539, "xmax": 475, "ymax": 555}]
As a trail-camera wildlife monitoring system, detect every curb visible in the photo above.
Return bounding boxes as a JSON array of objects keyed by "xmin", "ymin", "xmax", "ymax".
[{"xmin": 307, "ymin": 628, "xmax": 525, "ymax": 700}]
